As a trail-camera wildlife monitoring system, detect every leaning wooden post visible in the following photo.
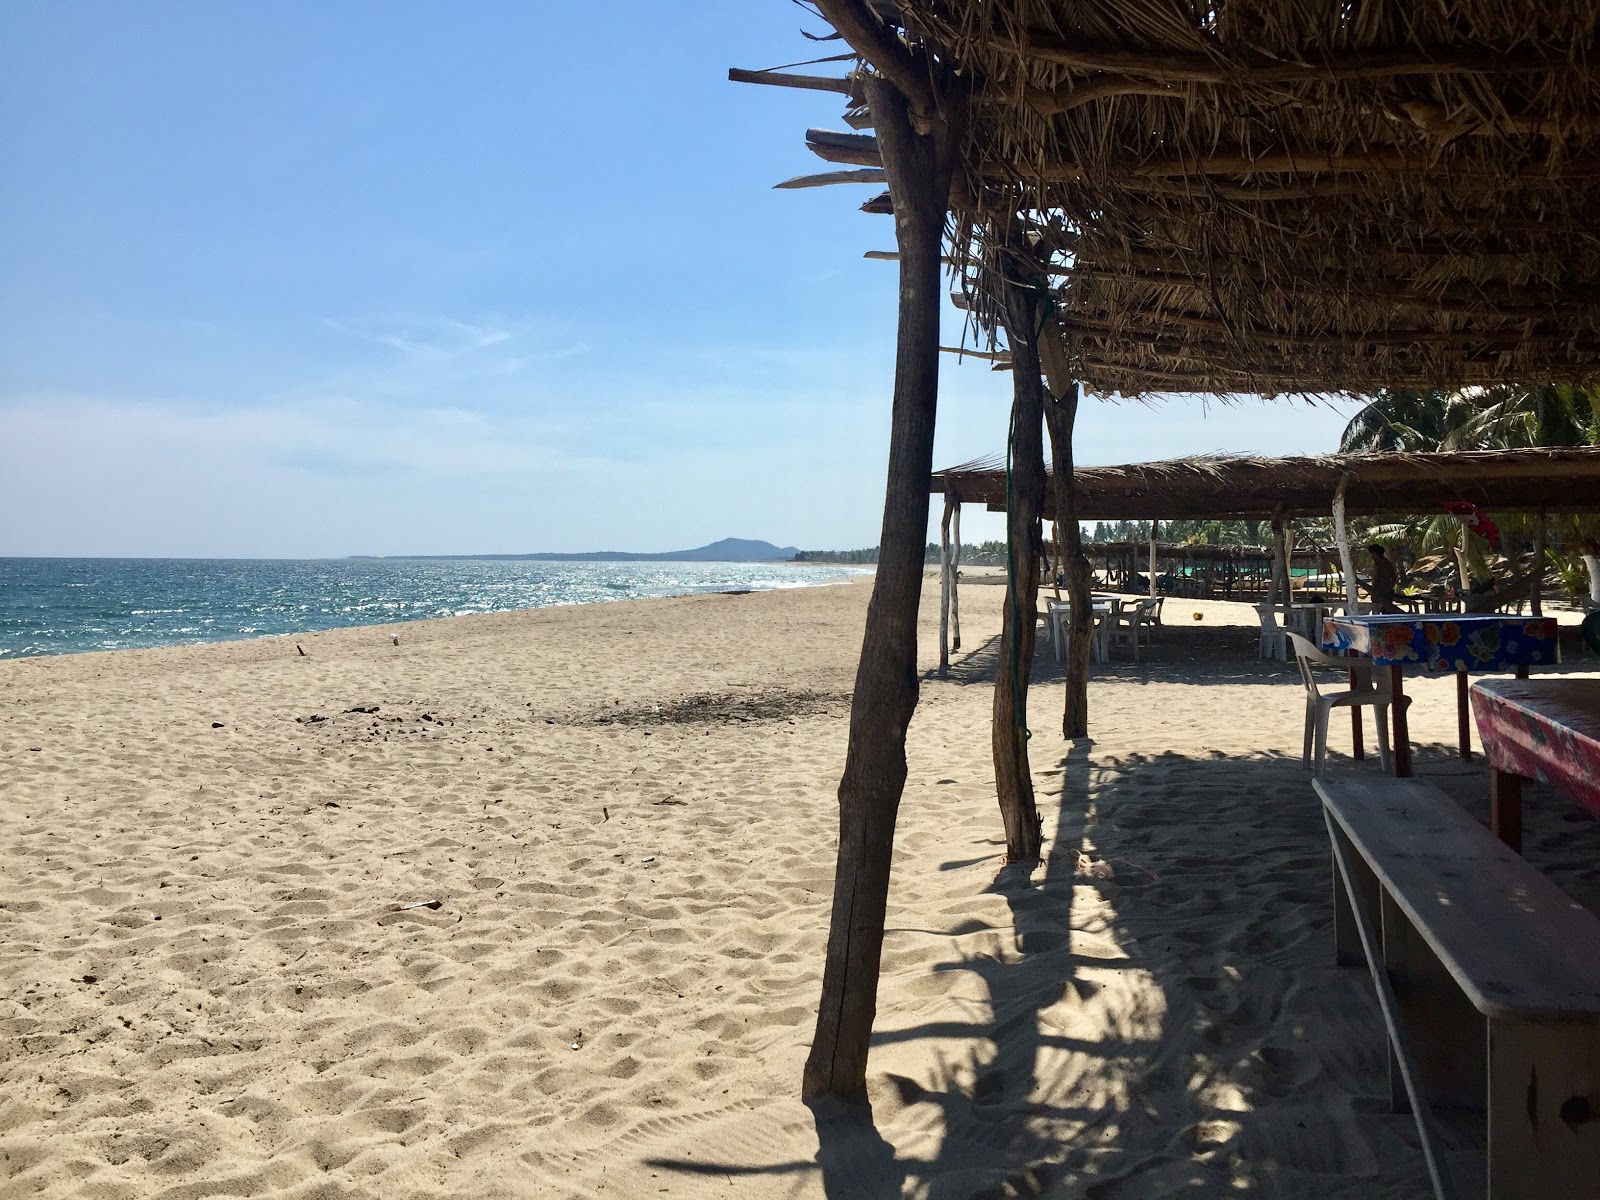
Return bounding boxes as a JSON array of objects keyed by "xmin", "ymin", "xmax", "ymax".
[
  {"xmin": 1041, "ymin": 373, "xmax": 1091, "ymax": 739},
  {"xmin": 950, "ymin": 494, "xmax": 962, "ymax": 650},
  {"xmin": 1148, "ymin": 522, "xmax": 1159, "ymax": 597},
  {"xmin": 990, "ymin": 264, "xmax": 1046, "ymax": 863},
  {"xmin": 1334, "ymin": 475, "xmax": 1361, "ymax": 616},
  {"xmin": 801, "ymin": 71, "xmax": 961, "ymax": 1102},
  {"xmin": 1266, "ymin": 514, "xmax": 1286, "ymax": 609},
  {"xmin": 1531, "ymin": 508, "xmax": 1546, "ymax": 618},
  {"xmin": 938, "ymin": 489, "xmax": 954, "ymax": 677}
]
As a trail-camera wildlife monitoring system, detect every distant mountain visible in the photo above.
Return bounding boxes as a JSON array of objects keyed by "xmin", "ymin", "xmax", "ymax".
[{"xmin": 351, "ymin": 538, "xmax": 799, "ymax": 563}]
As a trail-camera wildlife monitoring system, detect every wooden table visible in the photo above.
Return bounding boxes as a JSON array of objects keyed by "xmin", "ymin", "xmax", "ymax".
[
  {"xmin": 1322, "ymin": 614, "xmax": 1560, "ymax": 778},
  {"xmin": 1471, "ymin": 678, "xmax": 1600, "ymax": 852}
]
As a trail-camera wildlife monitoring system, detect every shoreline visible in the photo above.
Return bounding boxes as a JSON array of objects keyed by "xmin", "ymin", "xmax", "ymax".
[{"xmin": 0, "ymin": 561, "xmax": 874, "ymax": 664}]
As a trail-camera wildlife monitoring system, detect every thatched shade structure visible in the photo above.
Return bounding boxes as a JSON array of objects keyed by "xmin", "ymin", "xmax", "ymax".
[
  {"xmin": 935, "ymin": 446, "xmax": 1600, "ymax": 520},
  {"xmin": 829, "ymin": 3, "xmax": 1600, "ymax": 396},
  {"xmin": 734, "ymin": 0, "xmax": 1600, "ymax": 1105}
]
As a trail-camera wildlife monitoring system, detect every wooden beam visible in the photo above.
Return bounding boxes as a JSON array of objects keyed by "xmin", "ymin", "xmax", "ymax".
[
  {"xmin": 1020, "ymin": 35, "xmax": 1593, "ymax": 85},
  {"xmin": 864, "ymin": 250, "xmax": 959, "ymax": 263},
  {"xmin": 1061, "ymin": 261, "xmax": 1600, "ymax": 317},
  {"xmin": 1026, "ymin": 77, "xmax": 1182, "ymax": 116},
  {"xmin": 806, "ymin": 127, "xmax": 882, "ymax": 166},
  {"xmin": 727, "ymin": 67, "xmax": 852, "ymax": 94},
  {"xmin": 774, "ymin": 169, "xmax": 887, "ymax": 189},
  {"xmin": 940, "ymin": 344, "xmax": 1009, "ymax": 362},
  {"xmin": 1036, "ymin": 145, "xmax": 1600, "ymax": 182},
  {"xmin": 1061, "ymin": 318, "xmax": 1600, "ymax": 358},
  {"xmin": 1061, "ymin": 308, "xmax": 1598, "ymax": 351}
]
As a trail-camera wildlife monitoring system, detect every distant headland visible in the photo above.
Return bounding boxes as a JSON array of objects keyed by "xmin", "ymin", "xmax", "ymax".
[{"xmin": 349, "ymin": 537, "xmax": 800, "ymax": 563}]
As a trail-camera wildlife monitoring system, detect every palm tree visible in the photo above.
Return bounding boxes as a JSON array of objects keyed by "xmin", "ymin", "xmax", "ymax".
[
  {"xmin": 1339, "ymin": 388, "xmax": 1473, "ymax": 453},
  {"xmin": 1342, "ymin": 383, "xmax": 1600, "ymax": 603},
  {"xmin": 1445, "ymin": 384, "xmax": 1597, "ymax": 450}
]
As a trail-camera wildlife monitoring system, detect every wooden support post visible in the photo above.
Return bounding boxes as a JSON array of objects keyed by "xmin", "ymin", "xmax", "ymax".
[
  {"xmin": 991, "ymin": 264, "xmax": 1047, "ymax": 864},
  {"xmin": 1457, "ymin": 669, "xmax": 1472, "ymax": 759},
  {"xmin": 1148, "ymin": 521, "xmax": 1158, "ymax": 597},
  {"xmin": 950, "ymin": 497, "xmax": 962, "ymax": 651},
  {"xmin": 1283, "ymin": 519, "xmax": 1296, "ymax": 601},
  {"xmin": 1044, "ymin": 379, "xmax": 1091, "ymax": 740},
  {"xmin": 938, "ymin": 490, "xmax": 953, "ymax": 678},
  {"xmin": 1333, "ymin": 477, "xmax": 1366, "ymax": 754},
  {"xmin": 802, "ymin": 71, "xmax": 963, "ymax": 1102},
  {"xmin": 1531, "ymin": 509, "xmax": 1546, "ymax": 618},
  {"xmin": 1381, "ymin": 888, "xmax": 1487, "ymax": 1113},
  {"xmin": 1334, "ymin": 475, "xmax": 1360, "ymax": 616}
]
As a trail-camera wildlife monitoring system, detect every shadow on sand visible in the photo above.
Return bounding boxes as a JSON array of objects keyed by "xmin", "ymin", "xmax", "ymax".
[{"xmin": 645, "ymin": 622, "xmax": 1600, "ymax": 1197}]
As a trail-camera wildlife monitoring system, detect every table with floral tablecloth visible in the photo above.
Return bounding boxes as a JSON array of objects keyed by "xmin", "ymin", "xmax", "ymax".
[
  {"xmin": 1321, "ymin": 613, "xmax": 1560, "ymax": 777},
  {"xmin": 1471, "ymin": 678, "xmax": 1600, "ymax": 851}
]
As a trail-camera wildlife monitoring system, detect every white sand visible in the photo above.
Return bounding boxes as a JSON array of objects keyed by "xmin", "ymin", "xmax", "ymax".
[{"xmin": 4, "ymin": 576, "xmax": 1598, "ymax": 1199}]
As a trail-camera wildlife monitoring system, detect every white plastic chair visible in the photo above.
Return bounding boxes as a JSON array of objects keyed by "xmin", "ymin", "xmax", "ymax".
[
  {"xmin": 1112, "ymin": 597, "xmax": 1161, "ymax": 661},
  {"xmin": 1050, "ymin": 601, "xmax": 1110, "ymax": 665},
  {"xmin": 1255, "ymin": 604, "xmax": 1287, "ymax": 662},
  {"xmin": 1284, "ymin": 632, "xmax": 1392, "ymax": 776}
]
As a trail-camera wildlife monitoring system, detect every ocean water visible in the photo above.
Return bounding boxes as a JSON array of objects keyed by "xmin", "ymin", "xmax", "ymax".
[{"xmin": 0, "ymin": 558, "xmax": 869, "ymax": 660}]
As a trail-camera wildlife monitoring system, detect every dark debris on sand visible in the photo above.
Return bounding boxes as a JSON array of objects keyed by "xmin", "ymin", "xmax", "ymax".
[{"xmin": 580, "ymin": 688, "xmax": 849, "ymax": 728}]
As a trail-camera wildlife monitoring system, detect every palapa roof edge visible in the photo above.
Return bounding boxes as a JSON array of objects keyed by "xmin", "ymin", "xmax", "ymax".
[
  {"xmin": 791, "ymin": 1, "xmax": 1600, "ymax": 398},
  {"xmin": 932, "ymin": 445, "xmax": 1600, "ymax": 520}
]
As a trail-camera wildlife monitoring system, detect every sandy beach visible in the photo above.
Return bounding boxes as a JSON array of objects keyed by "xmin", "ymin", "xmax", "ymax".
[{"xmin": 4, "ymin": 575, "xmax": 1598, "ymax": 1199}]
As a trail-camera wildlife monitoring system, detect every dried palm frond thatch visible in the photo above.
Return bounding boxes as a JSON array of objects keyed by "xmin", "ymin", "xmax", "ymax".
[
  {"xmin": 933, "ymin": 446, "xmax": 1600, "ymax": 520},
  {"xmin": 822, "ymin": 1, "xmax": 1600, "ymax": 396}
]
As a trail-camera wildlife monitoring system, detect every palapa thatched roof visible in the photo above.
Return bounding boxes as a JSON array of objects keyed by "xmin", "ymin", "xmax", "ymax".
[
  {"xmin": 933, "ymin": 445, "xmax": 1600, "ymax": 520},
  {"xmin": 775, "ymin": 1, "xmax": 1600, "ymax": 396}
]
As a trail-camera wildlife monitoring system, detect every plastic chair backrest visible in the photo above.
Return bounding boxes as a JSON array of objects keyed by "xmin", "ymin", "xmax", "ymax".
[{"xmin": 1284, "ymin": 630, "xmax": 1334, "ymax": 694}]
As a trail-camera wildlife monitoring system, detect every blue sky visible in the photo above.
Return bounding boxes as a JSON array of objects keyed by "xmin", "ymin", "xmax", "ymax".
[{"xmin": 0, "ymin": 3, "xmax": 1353, "ymax": 558}]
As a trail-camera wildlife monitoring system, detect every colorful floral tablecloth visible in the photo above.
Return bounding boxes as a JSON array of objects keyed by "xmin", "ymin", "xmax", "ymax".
[
  {"xmin": 1321, "ymin": 613, "xmax": 1560, "ymax": 673},
  {"xmin": 1471, "ymin": 679, "xmax": 1600, "ymax": 817}
]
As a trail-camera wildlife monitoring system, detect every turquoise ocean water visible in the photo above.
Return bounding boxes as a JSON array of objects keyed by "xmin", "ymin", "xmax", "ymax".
[{"xmin": 0, "ymin": 558, "xmax": 868, "ymax": 660}]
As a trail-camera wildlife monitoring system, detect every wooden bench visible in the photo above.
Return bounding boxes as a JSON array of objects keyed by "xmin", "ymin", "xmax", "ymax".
[{"xmin": 1315, "ymin": 776, "xmax": 1600, "ymax": 1200}]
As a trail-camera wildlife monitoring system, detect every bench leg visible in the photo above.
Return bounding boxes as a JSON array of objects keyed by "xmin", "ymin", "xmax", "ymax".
[
  {"xmin": 1380, "ymin": 889, "xmax": 1487, "ymax": 1112},
  {"xmin": 1332, "ymin": 824, "xmax": 1377, "ymax": 969},
  {"xmin": 1390, "ymin": 666, "xmax": 1413, "ymax": 777},
  {"xmin": 1491, "ymin": 768, "xmax": 1524, "ymax": 853},
  {"xmin": 1489, "ymin": 1022, "xmax": 1600, "ymax": 1199},
  {"xmin": 1324, "ymin": 811, "xmax": 1454, "ymax": 1200}
]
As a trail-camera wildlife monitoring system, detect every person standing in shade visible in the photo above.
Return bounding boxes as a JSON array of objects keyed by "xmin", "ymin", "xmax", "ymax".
[{"xmin": 1364, "ymin": 543, "xmax": 1400, "ymax": 614}]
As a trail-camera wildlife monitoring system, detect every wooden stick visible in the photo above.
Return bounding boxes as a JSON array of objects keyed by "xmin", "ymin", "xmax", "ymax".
[
  {"xmin": 1531, "ymin": 509, "xmax": 1547, "ymax": 618},
  {"xmin": 774, "ymin": 169, "xmax": 886, "ymax": 189},
  {"xmin": 805, "ymin": 128, "xmax": 882, "ymax": 166},
  {"xmin": 938, "ymin": 490, "xmax": 953, "ymax": 678},
  {"xmin": 1045, "ymin": 379, "xmax": 1092, "ymax": 740},
  {"xmin": 1024, "ymin": 34, "xmax": 1587, "ymax": 84},
  {"xmin": 1391, "ymin": 667, "xmax": 1413, "ymax": 778},
  {"xmin": 950, "ymin": 496, "xmax": 962, "ymax": 651},
  {"xmin": 802, "ymin": 72, "xmax": 959, "ymax": 1104},
  {"xmin": 991, "ymin": 262, "xmax": 1047, "ymax": 864},
  {"xmin": 727, "ymin": 67, "xmax": 851, "ymax": 94},
  {"xmin": 1148, "ymin": 520, "xmax": 1159, "ymax": 597}
]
